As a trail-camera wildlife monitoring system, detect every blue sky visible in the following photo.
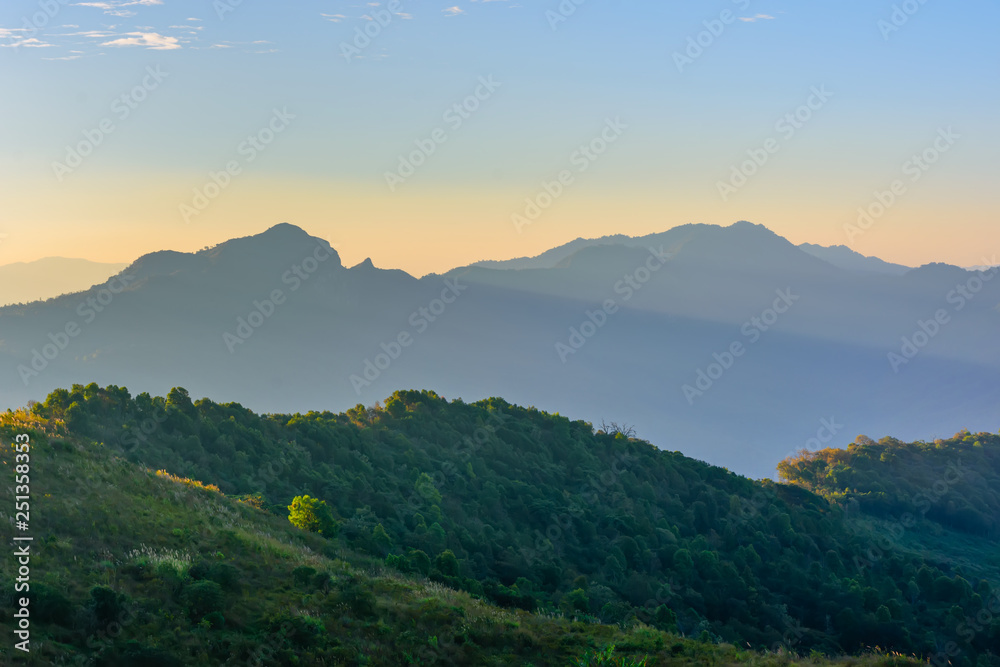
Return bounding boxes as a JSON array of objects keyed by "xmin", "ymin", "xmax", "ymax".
[{"xmin": 1, "ymin": 0, "xmax": 998, "ymax": 275}]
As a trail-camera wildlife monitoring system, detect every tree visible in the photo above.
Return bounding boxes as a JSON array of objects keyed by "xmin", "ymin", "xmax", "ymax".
[
  {"xmin": 415, "ymin": 473, "xmax": 442, "ymax": 505},
  {"xmin": 407, "ymin": 549, "xmax": 432, "ymax": 576},
  {"xmin": 673, "ymin": 549, "xmax": 694, "ymax": 574},
  {"xmin": 372, "ymin": 524, "xmax": 393, "ymax": 555},
  {"xmin": 89, "ymin": 586, "xmax": 126, "ymax": 627},
  {"xmin": 435, "ymin": 549, "xmax": 460, "ymax": 577},
  {"xmin": 876, "ymin": 605, "xmax": 892, "ymax": 623},
  {"xmin": 562, "ymin": 588, "xmax": 590, "ymax": 615},
  {"xmin": 182, "ymin": 580, "xmax": 224, "ymax": 621},
  {"xmin": 654, "ymin": 604, "xmax": 677, "ymax": 631},
  {"xmin": 287, "ymin": 495, "xmax": 339, "ymax": 536},
  {"xmin": 599, "ymin": 420, "xmax": 636, "ymax": 439}
]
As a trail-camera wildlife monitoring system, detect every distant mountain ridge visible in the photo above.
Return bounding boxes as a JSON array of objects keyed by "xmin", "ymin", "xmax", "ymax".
[
  {"xmin": 797, "ymin": 243, "xmax": 911, "ymax": 275},
  {"xmin": 1, "ymin": 221, "xmax": 997, "ymax": 478},
  {"xmin": 471, "ymin": 223, "xmax": 913, "ymax": 276},
  {"xmin": 0, "ymin": 257, "xmax": 128, "ymax": 307}
]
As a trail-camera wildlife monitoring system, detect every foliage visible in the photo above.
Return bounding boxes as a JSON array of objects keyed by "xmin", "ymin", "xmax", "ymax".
[
  {"xmin": 574, "ymin": 644, "xmax": 648, "ymax": 666},
  {"xmin": 778, "ymin": 431, "xmax": 1000, "ymax": 538},
  {"xmin": 288, "ymin": 494, "xmax": 340, "ymax": 536},
  {"xmin": 2, "ymin": 384, "xmax": 997, "ymax": 666}
]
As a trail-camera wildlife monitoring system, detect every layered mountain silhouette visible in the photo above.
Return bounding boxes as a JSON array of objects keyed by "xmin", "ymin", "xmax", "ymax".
[
  {"xmin": 0, "ymin": 257, "xmax": 128, "ymax": 307},
  {"xmin": 797, "ymin": 243, "xmax": 911, "ymax": 275},
  {"xmin": 474, "ymin": 233, "xmax": 912, "ymax": 276},
  {"xmin": 2, "ymin": 221, "xmax": 997, "ymax": 478}
]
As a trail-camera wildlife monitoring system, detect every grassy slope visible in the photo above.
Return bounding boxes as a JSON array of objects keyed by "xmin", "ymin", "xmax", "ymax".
[{"xmin": 0, "ymin": 407, "xmax": 924, "ymax": 667}]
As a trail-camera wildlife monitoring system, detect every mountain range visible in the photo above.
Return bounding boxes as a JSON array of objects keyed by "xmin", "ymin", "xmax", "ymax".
[
  {"xmin": 1, "ymin": 221, "xmax": 997, "ymax": 478},
  {"xmin": 0, "ymin": 258, "xmax": 127, "ymax": 307}
]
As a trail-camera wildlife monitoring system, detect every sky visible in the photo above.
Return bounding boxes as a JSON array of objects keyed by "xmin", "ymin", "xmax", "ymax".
[{"xmin": 1, "ymin": 0, "xmax": 998, "ymax": 277}]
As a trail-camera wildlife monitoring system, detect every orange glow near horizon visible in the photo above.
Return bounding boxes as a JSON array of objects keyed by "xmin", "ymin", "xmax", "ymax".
[{"xmin": 0, "ymin": 173, "xmax": 996, "ymax": 277}]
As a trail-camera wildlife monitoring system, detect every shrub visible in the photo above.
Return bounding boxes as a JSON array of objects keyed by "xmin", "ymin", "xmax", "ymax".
[
  {"xmin": 653, "ymin": 605, "xmax": 677, "ymax": 632},
  {"xmin": 313, "ymin": 571, "xmax": 332, "ymax": 591},
  {"xmin": 31, "ymin": 583, "xmax": 74, "ymax": 626},
  {"xmin": 95, "ymin": 641, "xmax": 181, "ymax": 667},
  {"xmin": 182, "ymin": 580, "xmax": 225, "ymax": 621},
  {"xmin": 293, "ymin": 565, "xmax": 318, "ymax": 587},
  {"xmin": 209, "ymin": 563, "xmax": 242, "ymax": 592},
  {"xmin": 263, "ymin": 612, "xmax": 327, "ymax": 649},
  {"xmin": 203, "ymin": 610, "xmax": 225, "ymax": 629},
  {"xmin": 573, "ymin": 644, "xmax": 648, "ymax": 666},
  {"xmin": 338, "ymin": 580, "xmax": 378, "ymax": 619},
  {"xmin": 89, "ymin": 586, "xmax": 127, "ymax": 627}
]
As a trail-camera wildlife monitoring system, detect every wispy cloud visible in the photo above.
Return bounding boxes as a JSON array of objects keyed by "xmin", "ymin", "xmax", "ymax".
[
  {"xmin": 443, "ymin": 6, "xmax": 465, "ymax": 16},
  {"xmin": 43, "ymin": 51, "xmax": 87, "ymax": 60},
  {"xmin": 194, "ymin": 39, "xmax": 276, "ymax": 54},
  {"xmin": 75, "ymin": 0, "xmax": 163, "ymax": 18},
  {"xmin": 0, "ymin": 31, "xmax": 55, "ymax": 48},
  {"xmin": 738, "ymin": 14, "xmax": 775, "ymax": 22},
  {"xmin": 101, "ymin": 31, "xmax": 181, "ymax": 49},
  {"xmin": 0, "ymin": 37, "xmax": 53, "ymax": 49},
  {"xmin": 52, "ymin": 30, "xmax": 116, "ymax": 37}
]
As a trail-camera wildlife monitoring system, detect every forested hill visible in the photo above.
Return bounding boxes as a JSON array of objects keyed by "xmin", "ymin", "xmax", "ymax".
[
  {"xmin": 779, "ymin": 433, "xmax": 1000, "ymax": 538},
  {"xmin": 14, "ymin": 384, "xmax": 1000, "ymax": 665}
]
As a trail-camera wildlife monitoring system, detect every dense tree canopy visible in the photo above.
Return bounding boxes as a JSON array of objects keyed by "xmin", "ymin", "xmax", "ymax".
[{"xmin": 27, "ymin": 383, "xmax": 1000, "ymax": 665}]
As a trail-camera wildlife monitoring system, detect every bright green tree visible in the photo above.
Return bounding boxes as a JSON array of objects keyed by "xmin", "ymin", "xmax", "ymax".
[{"xmin": 287, "ymin": 495, "xmax": 339, "ymax": 536}]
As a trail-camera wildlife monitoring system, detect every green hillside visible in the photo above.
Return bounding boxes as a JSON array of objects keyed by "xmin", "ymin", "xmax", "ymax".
[
  {"xmin": 778, "ymin": 433, "xmax": 1000, "ymax": 539},
  {"xmin": 2, "ymin": 384, "xmax": 997, "ymax": 665}
]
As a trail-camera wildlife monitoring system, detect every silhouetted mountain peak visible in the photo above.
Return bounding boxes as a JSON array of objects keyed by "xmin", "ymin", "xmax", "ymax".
[
  {"xmin": 260, "ymin": 222, "xmax": 314, "ymax": 240},
  {"xmin": 798, "ymin": 243, "xmax": 911, "ymax": 276},
  {"xmin": 655, "ymin": 220, "xmax": 838, "ymax": 276},
  {"xmin": 211, "ymin": 223, "xmax": 339, "ymax": 261},
  {"xmin": 121, "ymin": 224, "xmax": 343, "ymax": 287},
  {"xmin": 908, "ymin": 262, "xmax": 969, "ymax": 280},
  {"xmin": 730, "ymin": 219, "xmax": 773, "ymax": 233}
]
